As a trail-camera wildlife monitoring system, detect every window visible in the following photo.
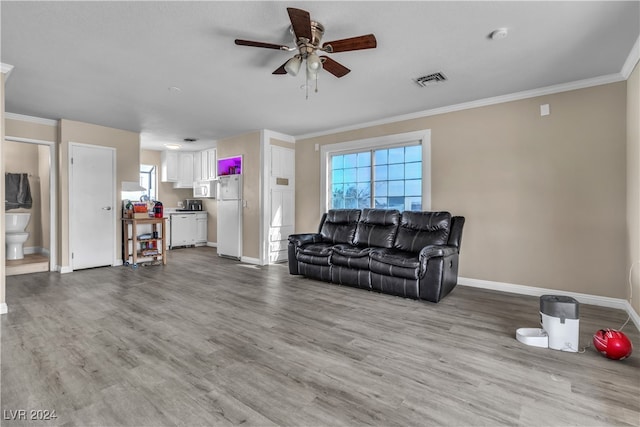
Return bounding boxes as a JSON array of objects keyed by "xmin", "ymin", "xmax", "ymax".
[
  {"xmin": 330, "ymin": 145, "xmax": 422, "ymax": 210},
  {"xmin": 322, "ymin": 130, "xmax": 431, "ymax": 213},
  {"xmin": 140, "ymin": 164, "xmax": 157, "ymax": 201}
]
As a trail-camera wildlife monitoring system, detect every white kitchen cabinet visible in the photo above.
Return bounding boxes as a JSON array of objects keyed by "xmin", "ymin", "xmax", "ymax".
[
  {"xmin": 161, "ymin": 151, "xmax": 178, "ymax": 182},
  {"xmin": 193, "ymin": 151, "xmax": 203, "ymax": 182},
  {"xmin": 200, "ymin": 150, "xmax": 209, "ymax": 181},
  {"xmin": 174, "ymin": 152, "xmax": 194, "ymax": 188},
  {"xmin": 196, "ymin": 212, "xmax": 207, "ymax": 245},
  {"xmin": 206, "ymin": 148, "xmax": 217, "ymax": 180}
]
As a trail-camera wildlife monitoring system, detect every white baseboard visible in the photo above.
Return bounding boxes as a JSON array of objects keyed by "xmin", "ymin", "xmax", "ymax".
[
  {"xmin": 59, "ymin": 265, "xmax": 72, "ymax": 274},
  {"xmin": 207, "ymin": 242, "xmax": 217, "ymax": 247},
  {"xmin": 0, "ymin": 302, "xmax": 7, "ymax": 314},
  {"xmin": 113, "ymin": 260, "xmax": 124, "ymax": 267},
  {"xmin": 458, "ymin": 277, "xmax": 640, "ymax": 331},
  {"xmin": 240, "ymin": 256, "xmax": 261, "ymax": 265}
]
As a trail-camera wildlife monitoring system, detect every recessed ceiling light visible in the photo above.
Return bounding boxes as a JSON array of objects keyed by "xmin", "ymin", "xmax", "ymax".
[
  {"xmin": 164, "ymin": 143, "xmax": 182, "ymax": 150},
  {"xmin": 489, "ymin": 28, "xmax": 508, "ymax": 40}
]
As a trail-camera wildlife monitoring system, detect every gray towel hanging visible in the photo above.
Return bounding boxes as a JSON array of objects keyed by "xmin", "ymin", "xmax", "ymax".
[{"xmin": 5, "ymin": 173, "xmax": 32, "ymax": 210}]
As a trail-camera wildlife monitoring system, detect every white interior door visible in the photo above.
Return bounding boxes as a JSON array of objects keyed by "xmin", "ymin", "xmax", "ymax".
[
  {"xmin": 70, "ymin": 143, "xmax": 116, "ymax": 270},
  {"xmin": 269, "ymin": 146, "xmax": 295, "ymax": 263}
]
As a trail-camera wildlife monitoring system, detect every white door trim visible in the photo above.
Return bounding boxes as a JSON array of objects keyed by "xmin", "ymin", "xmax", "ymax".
[
  {"xmin": 260, "ymin": 130, "xmax": 296, "ymax": 265},
  {"xmin": 4, "ymin": 135, "xmax": 58, "ymax": 271},
  {"xmin": 68, "ymin": 142, "xmax": 117, "ymax": 271}
]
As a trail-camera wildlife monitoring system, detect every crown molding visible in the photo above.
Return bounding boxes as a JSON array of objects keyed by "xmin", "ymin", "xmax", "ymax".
[
  {"xmin": 262, "ymin": 129, "xmax": 296, "ymax": 144},
  {"xmin": 5, "ymin": 112, "xmax": 58, "ymax": 127},
  {"xmin": 295, "ymin": 73, "xmax": 625, "ymax": 140},
  {"xmin": 621, "ymin": 35, "xmax": 640, "ymax": 79}
]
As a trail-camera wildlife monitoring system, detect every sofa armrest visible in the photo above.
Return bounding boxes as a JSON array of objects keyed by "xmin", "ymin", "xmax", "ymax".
[
  {"xmin": 288, "ymin": 233, "xmax": 323, "ymax": 247},
  {"xmin": 419, "ymin": 245, "xmax": 458, "ymax": 261}
]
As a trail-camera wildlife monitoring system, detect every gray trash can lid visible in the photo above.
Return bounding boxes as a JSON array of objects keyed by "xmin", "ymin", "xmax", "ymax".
[{"xmin": 540, "ymin": 295, "xmax": 579, "ymax": 320}]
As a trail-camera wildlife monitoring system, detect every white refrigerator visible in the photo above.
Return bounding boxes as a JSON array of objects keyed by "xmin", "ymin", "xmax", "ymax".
[{"xmin": 217, "ymin": 174, "xmax": 242, "ymax": 259}]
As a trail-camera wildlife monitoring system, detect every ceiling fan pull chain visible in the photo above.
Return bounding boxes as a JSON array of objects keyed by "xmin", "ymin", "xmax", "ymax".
[{"xmin": 306, "ymin": 67, "xmax": 309, "ymax": 100}]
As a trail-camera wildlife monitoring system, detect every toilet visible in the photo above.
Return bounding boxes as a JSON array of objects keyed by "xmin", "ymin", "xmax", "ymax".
[{"xmin": 5, "ymin": 213, "xmax": 31, "ymax": 260}]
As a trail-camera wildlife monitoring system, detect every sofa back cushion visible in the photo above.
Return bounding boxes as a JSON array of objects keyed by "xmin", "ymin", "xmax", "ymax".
[
  {"xmin": 394, "ymin": 211, "xmax": 452, "ymax": 252},
  {"xmin": 354, "ymin": 209, "xmax": 400, "ymax": 248},
  {"xmin": 320, "ymin": 209, "xmax": 361, "ymax": 244}
]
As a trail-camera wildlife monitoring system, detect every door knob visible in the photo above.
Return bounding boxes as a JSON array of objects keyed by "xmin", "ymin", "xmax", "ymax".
[{"xmin": 102, "ymin": 206, "xmax": 112, "ymax": 211}]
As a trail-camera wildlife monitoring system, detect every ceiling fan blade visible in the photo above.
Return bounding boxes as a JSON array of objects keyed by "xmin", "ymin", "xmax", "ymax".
[
  {"xmin": 235, "ymin": 39, "xmax": 288, "ymax": 50},
  {"xmin": 272, "ymin": 61, "xmax": 288, "ymax": 75},
  {"xmin": 323, "ymin": 34, "xmax": 377, "ymax": 53},
  {"xmin": 320, "ymin": 56, "xmax": 351, "ymax": 78},
  {"xmin": 287, "ymin": 8, "xmax": 312, "ymax": 41}
]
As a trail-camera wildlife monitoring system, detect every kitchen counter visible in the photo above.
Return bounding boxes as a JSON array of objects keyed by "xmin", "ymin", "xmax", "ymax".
[{"xmin": 164, "ymin": 208, "xmax": 206, "ymax": 214}]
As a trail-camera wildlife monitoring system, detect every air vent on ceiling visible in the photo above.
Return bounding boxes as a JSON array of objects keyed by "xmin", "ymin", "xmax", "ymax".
[
  {"xmin": 414, "ymin": 72, "xmax": 447, "ymax": 87},
  {"xmin": 183, "ymin": 138, "xmax": 198, "ymax": 143}
]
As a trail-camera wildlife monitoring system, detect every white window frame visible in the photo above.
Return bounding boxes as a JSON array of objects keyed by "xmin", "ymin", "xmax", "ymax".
[{"xmin": 320, "ymin": 129, "xmax": 431, "ymax": 215}]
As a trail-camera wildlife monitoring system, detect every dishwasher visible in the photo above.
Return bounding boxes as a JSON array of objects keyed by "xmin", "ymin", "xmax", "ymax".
[{"xmin": 169, "ymin": 213, "xmax": 197, "ymax": 249}]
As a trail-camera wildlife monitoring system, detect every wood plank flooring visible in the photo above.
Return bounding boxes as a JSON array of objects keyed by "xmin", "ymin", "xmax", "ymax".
[{"xmin": 1, "ymin": 247, "xmax": 639, "ymax": 426}]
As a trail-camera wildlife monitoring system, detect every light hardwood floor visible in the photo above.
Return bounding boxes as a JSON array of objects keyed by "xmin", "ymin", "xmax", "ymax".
[{"xmin": 1, "ymin": 247, "xmax": 639, "ymax": 426}]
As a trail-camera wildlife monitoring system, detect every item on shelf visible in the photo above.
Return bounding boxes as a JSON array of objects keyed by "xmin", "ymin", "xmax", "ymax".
[
  {"xmin": 123, "ymin": 200, "xmax": 134, "ymax": 218},
  {"xmin": 154, "ymin": 201, "xmax": 163, "ymax": 218},
  {"xmin": 137, "ymin": 233, "xmax": 153, "ymax": 240},
  {"xmin": 132, "ymin": 202, "xmax": 149, "ymax": 218}
]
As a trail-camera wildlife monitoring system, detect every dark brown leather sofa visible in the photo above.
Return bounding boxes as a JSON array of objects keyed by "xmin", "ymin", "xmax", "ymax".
[{"xmin": 288, "ymin": 208, "xmax": 465, "ymax": 303}]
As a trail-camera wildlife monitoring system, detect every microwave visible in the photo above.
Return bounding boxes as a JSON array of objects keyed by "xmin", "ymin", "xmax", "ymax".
[{"xmin": 193, "ymin": 181, "xmax": 216, "ymax": 199}]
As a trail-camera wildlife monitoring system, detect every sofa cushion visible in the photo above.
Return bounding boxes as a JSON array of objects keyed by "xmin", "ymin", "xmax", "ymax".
[
  {"xmin": 370, "ymin": 248, "xmax": 422, "ymax": 279},
  {"xmin": 320, "ymin": 209, "xmax": 361, "ymax": 244},
  {"xmin": 331, "ymin": 244, "xmax": 371, "ymax": 269},
  {"xmin": 354, "ymin": 208, "xmax": 400, "ymax": 249},
  {"xmin": 297, "ymin": 242, "xmax": 334, "ymax": 266},
  {"xmin": 394, "ymin": 211, "xmax": 452, "ymax": 252}
]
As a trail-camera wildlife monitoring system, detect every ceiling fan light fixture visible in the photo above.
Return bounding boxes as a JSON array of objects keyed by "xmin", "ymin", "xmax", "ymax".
[
  {"xmin": 284, "ymin": 55, "xmax": 302, "ymax": 76},
  {"xmin": 306, "ymin": 52, "xmax": 321, "ymax": 73}
]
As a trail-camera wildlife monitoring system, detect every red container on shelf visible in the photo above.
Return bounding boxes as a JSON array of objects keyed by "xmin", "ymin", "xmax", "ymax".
[{"xmin": 154, "ymin": 201, "xmax": 163, "ymax": 218}]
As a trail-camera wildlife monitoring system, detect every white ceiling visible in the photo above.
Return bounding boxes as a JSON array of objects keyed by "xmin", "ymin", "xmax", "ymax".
[{"xmin": 2, "ymin": 1, "xmax": 639, "ymax": 151}]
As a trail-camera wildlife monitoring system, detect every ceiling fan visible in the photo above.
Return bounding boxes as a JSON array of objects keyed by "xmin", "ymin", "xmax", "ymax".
[{"xmin": 234, "ymin": 7, "xmax": 377, "ymax": 97}]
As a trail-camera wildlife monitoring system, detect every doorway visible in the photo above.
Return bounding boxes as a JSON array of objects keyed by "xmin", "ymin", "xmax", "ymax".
[
  {"xmin": 4, "ymin": 136, "xmax": 57, "ymax": 275},
  {"xmin": 69, "ymin": 143, "xmax": 116, "ymax": 270}
]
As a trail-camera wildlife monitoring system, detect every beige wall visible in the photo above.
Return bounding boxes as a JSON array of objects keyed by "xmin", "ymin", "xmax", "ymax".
[
  {"xmin": 217, "ymin": 131, "xmax": 261, "ymax": 259},
  {"xmin": 202, "ymin": 194, "xmax": 218, "ymax": 244},
  {"xmin": 6, "ymin": 118, "xmax": 57, "ymax": 142},
  {"xmin": 3, "ymin": 141, "xmax": 44, "ymax": 249},
  {"xmin": 58, "ymin": 119, "xmax": 140, "ymax": 269},
  {"xmin": 627, "ymin": 62, "xmax": 640, "ymax": 314},
  {"xmin": 297, "ymin": 82, "xmax": 628, "ymax": 300}
]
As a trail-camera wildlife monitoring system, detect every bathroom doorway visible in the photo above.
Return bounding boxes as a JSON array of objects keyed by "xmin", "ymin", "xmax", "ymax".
[{"xmin": 4, "ymin": 136, "xmax": 57, "ymax": 275}]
